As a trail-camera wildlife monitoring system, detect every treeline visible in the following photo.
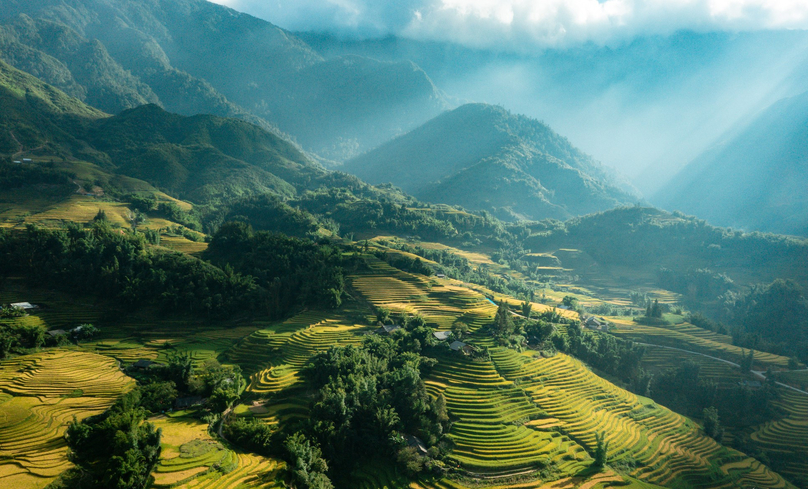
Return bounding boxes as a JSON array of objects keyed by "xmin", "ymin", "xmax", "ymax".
[
  {"xmin": 204, "ymin": 221, "xmax": 353, "ymax": 317},
  {"xmin": 524, "ymin": 206, "xmax": 808, "ymax": 270},
  {"xmin": 0, "ymin": 221, "xmax": 356, "ymax": 320},
  {"xmin": 0, "ymin": 160, "xmax": 74, "ymax": 188},
  {"xmin": 731, "ymin": 279, "xmax": 808, "ymax": 363},
  {"xmin": 0, "ymin": 223, "xmax": 256, "ymax": 318}
]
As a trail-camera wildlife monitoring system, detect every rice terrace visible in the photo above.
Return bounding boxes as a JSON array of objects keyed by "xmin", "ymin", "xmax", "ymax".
[{"xmin": 2, "ymin": 1, "xmax": 808, "ymax": 488}]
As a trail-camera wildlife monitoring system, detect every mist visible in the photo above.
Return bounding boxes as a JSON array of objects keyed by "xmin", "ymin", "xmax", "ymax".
[{"xmin": 208, "ymin": 0, "xmax": 808, "ymax": 195}]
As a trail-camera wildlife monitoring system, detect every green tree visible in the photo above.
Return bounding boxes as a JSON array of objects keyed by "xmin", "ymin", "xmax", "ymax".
[
  {"xmin": 493, "ymin": 301, "xmax": 514, "ymax": 336},
  {"xmin": 451, "ymin": 321, "xmax": 469, "ymax": 340},
  {"xmin": 702, "ymin": 406, "xmax": 723, "ymax": 442},
  {"xmin": 284, "ymin": 433, "xmax": 333, "ymax": 489},
  {"xmin": 740, "ymin": 349, "xmax": 754, "ymax": 373},
  {"xmin": 593, "ymin": 431, "xmax": 609, "ymax": 468},
  {"xmin": 521, "ymin": 301, "xmax": 532, "ymax": 318},
  {"xmin": 166, "ymin": 352, "xmax": 193, "ymax": 392},
  {"xmin": 562, "ymin": 296, "xmax": 579, "ymax": 309}
]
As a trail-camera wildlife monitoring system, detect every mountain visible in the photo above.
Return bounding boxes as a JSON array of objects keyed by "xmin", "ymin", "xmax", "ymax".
[
  {"xmin": 0, "ymin": 0, "xmax": 448, "ymax": 160},
  {"xmin": 0, "ymin": 59, "xmax": 326, "ymax": 204},
  {"xmin": 343, "ymin": 103, "xmax": 640, "ymax": 221},
  {"xmin": 656, "ymin": 90, "xmax": 808, "ymax": 236}
]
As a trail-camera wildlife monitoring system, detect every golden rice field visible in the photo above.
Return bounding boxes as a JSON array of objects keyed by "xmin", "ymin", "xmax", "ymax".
[
  {"xmin": 484, "ymin": 349, "xmax": 791, "ymax": 489},
  {"xmin": 608, "ymin": 317, "xmax": 793, "ymax": 368},
  {"xmin": 151, "ymin": 415, "xmax": 284, "ymax": 489},
  {"xmin": 350, "ymin": 256, "xmax": 497, "ymax": 331},
  {"xmin": 243, "ymin": 317, "xmax": 364, "ymax": 396},
  {"xmin": 0, "ymin": 350, "xmax": 134, "ymax": 488}
]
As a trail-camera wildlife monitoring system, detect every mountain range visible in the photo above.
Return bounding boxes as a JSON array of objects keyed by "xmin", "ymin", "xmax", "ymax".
[
  {"xmin": 344, "ymin": 103, "xmax": 641, "ymax": 221},
  {"xmin": 0, "ymin": 0, "xmax": 448, "ymax": 160}
]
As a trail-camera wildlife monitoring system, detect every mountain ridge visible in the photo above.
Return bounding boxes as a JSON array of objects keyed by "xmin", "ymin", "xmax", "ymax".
[{"xmin": 344, "ymin": 103, "xmax": 641, "ymax": 221}]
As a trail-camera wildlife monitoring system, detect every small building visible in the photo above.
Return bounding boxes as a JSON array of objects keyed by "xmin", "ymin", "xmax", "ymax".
[
  {"xmin": 132, "ymin": 359, "xmax": 157, "ymax": 369},
  {"xmin": 739, "ymin": 380, "xmax": 762, "ymax": 389},
  {"xmin": 46, "ymin": 329, "xmax": 67, "ymax": 338},
  {"xmin": 174, "ymin": 396, "xmax": 205, "ymax": 410},
  {"xmin": 450, "ymin": 340, "xmax": 476, "ymax": 354},
  {"xmin": 433, "ymin": 331, "xmax": 452, "ymax": 341},
  {"xmin": 22, "ymin": 158, "xmax": 32, "ymax": 163},
  {"xmin": 584, "ymin": 316, "xmax": 609, "ymax": 331},
  {"xmin": 557, "ymin": 305, "xmax": 570, "ymax": 310},
  {"xmin": 435, "ymin": 273, "xmax": 446, "ymax": 279},
  {"xmin": 449, "ymin": 340, "xmax": 466, "ymax": 352},
  {"xmin": 377, "ymin": 324, "xmax": 402, "ymax": 335},
  {"xmin": 10, "ymin": 302, "xmax": 37, "ymax": 311},
  {"xmin": 405, "ymin": 435, "xmax": 428, "ymax": 456},
  {"xmin": 13, "ymin": 160, "xmax": 21, "ymax": 164}
]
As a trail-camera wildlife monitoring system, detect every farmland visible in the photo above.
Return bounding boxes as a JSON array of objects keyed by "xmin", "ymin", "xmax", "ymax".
[
  {"xmin": 0, "ymin": 350, "xmax": 134, "ymax": 488},
  {"xmin": 1, "ymin": 236, "xmax": 807, "ymax": 488}
]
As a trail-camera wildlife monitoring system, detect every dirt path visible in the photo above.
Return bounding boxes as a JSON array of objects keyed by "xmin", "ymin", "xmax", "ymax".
[{"xmin": 636, "ymin": 342, "xmax": 808, "ymax": 396}]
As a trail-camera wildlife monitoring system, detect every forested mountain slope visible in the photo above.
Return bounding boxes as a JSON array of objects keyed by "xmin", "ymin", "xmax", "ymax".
[
  {"xmin": 0, "ymin": 0, "xmax": 448, "ymax": 160},
  {"xmin": 344, "ymin": 103, "xmax": 640, "ymax": 221}
]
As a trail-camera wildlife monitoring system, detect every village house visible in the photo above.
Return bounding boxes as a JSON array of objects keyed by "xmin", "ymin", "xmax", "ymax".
[
  {"xmin": 174, "ymin": 396, "xmax": 205, "ymax": 410},
  {"xmin": 584, "ymin": 316, "xmax": 609, "ymax": 331},
  {"xmin": 404, "ymin": 435, "xmax": 428, "ymax": 456},
  {"xmin": 433, "ymin": 331, "xmax": 452, "ymax": 341},
  {"xmin": 10, "ymin": 302, "xmax": 38, "ymax": 311},
  {"xmin": 449, "ymin": 340, "xmax": 476, "ymax": 355},
  {"xmin": 377, "ymin": 324, "xmax": 402, "ymax": 335}
]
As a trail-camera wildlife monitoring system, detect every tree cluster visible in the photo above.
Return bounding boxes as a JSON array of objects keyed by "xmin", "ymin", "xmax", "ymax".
[
  {"xmin": 64, "ymin": 390, "xmax": 162, "ymax": 489},
  {"xmin": 0, "ymin": 223, "xmax": 256, "ymax": 318}
]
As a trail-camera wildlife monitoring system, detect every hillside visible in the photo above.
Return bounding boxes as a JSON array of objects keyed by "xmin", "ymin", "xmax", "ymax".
[
  {"xmin": 0, "ymin": 59, "xmax": 333, "ymax": 205},
  {"xmin": 656, "ymin": 90, "xmax": 808, "ymax": 236},
  {"xmin": 0, "ymin": 0, "xmax": 448, "ymax": 160},
  {"xmin": 343, "ymin": 104, "xmax": 640, "ymax": 221}
]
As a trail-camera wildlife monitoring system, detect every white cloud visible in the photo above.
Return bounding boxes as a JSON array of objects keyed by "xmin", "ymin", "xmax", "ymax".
[{"xmin": 209, "ymin": 0, "xmax": 808, "ymax": 50}]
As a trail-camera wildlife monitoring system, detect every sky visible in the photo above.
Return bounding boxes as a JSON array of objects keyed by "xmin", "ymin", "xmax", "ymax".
[
  {"xmin": 208, "ymin": 0, "xmax": 808, "ymax": 194},
  {"xmin": 209, "ymin": 0, "xmax": 808, "ymax": 51}
]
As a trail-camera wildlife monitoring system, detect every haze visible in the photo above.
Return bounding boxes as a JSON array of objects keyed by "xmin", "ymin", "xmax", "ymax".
[{"xmin": 209, "ymin": 0, "xmax": 808, "ymax": 194}]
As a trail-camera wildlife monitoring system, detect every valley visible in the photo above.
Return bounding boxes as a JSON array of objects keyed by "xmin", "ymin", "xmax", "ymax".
[{"xmin": 1, "ymin": 1, "xmax": 808, "ymax": 488}]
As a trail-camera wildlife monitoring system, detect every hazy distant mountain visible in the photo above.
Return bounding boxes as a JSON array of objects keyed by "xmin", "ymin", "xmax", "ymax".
[
  {"xmin": 343, "ymin": 103, "xmax": 640, "ymax": 221},
  {"xmin": 656, "ymin": 90, "xmax": 808, "ymax": 236},
  {"xmin": 0, "ymin": 0, "xmax": 448, "ymax": 160}
]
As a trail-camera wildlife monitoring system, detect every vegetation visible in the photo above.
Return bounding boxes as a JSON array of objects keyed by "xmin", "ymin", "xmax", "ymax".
[
  {"xmin": 299, "ymin": 334, "xmax": 449, "ymax": 480},
  {"xmin": 65, "ymin": 390, "xmax": 162, "ymax": 489},
  {"xmin": 0, "ymin": 223, "xmax": 257, "ymax": 318}
]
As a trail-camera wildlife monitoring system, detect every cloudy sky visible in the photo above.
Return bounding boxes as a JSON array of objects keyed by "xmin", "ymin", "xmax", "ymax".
[{"xmin": 209, "ymin": 0, "xmax": 808, "ymax": 50}]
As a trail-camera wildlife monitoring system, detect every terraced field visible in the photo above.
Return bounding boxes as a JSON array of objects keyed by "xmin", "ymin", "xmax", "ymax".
[
  {"xmin": 351, "ymin": 257, "xmax": 497, "ymax": 331},
  {"xmin": 151, "ymin": 415, "xmax": 283, "ymax": 489},
  {"xmin": 749, "ymin": 390, "xmax": 808, "ymax": 483},
  {"xmin": 223, "ymin": 311, "xmax": 365, "ymax": 397},
  {"xmin": 0, "ymin": 350, "xmax": 134, "ymax": 488},
  {"xmin": 489, "ymin": 350, "xmax": 790, "ymax": 488},
  {"xmin": 640, "ymin": 345, "xmax": 744, "ymax": 382},
  {"xmin": 609, "ymin": 317, "xmax": 793, "ymax": 368}
]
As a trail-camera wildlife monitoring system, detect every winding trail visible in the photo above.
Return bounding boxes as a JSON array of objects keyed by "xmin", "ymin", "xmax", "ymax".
[{"xmin": 636, "ymin": 342, "xmax": 808, "ymax": 396}]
